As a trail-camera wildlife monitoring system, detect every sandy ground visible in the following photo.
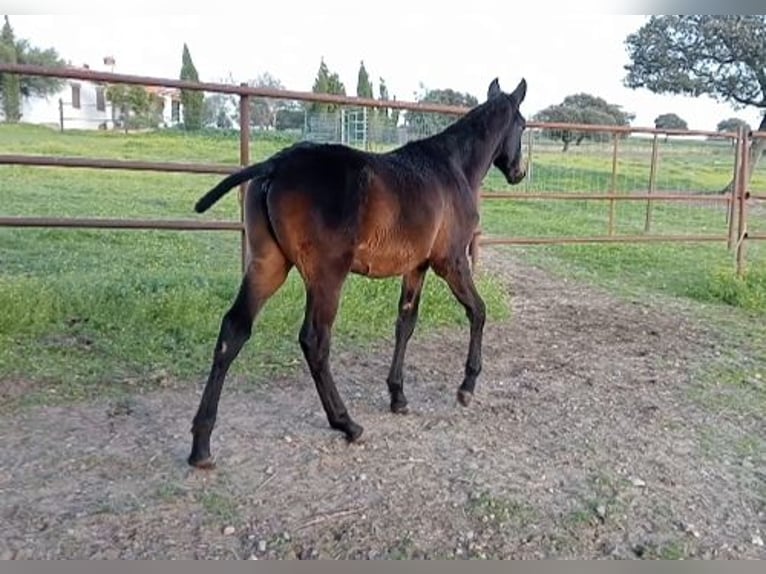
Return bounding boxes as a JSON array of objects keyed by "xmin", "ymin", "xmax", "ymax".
[{"xmin": 1, "ymin": 251, "xmax": 764, "ymax": 559}]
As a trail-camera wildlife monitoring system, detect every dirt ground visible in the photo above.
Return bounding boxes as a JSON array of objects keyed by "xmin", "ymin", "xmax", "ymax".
[{"xmin": 1, "ymin": 251, "xmax": 764, "ymax": 560}]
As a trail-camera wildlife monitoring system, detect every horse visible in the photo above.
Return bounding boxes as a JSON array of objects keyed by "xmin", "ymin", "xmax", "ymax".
[{"xmin": 187, "ymin": 77, "xmax": 528, "ymax": 468}]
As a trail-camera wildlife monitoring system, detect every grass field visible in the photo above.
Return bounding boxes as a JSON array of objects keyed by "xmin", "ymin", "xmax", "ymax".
[
  {"xmin": 1, "ymin": 124, "xmax": 765, "ymax": 406},
  {"xmin": 0, "ymin": 125, "xmax": 512, "ymax": 405}
]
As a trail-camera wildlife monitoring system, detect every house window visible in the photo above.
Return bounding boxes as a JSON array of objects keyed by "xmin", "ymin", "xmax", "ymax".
[
  {"xmin": 171, "ymin": 101, "xmax": 180, "ymax": 123},
  {"xmin": 71, "ymin": 84, "xmax": 81, "ymax": 109},
  {"xmin": 95, "ymin": 87, "xmax": 106, "ymax": 111}
]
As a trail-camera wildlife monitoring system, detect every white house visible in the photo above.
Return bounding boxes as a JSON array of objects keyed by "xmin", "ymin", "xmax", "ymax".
[{"xmin": 20, "ymin": 58, "xmax": 183, "ymax": 130}]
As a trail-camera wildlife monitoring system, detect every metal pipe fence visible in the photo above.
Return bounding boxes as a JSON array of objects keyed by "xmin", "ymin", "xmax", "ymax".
[{"xmin": 0, "ymin": 63, "xmax": 761, "ymax": 276}]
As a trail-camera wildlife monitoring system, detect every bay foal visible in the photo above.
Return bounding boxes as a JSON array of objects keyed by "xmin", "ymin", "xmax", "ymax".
[{"xmin": 188, "ymin": 77, "xmax": 528, "ymax": 468}]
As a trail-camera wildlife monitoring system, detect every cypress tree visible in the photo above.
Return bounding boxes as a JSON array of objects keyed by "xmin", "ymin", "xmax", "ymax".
[
  {"xmin": 0, "ymin": 16, "xmax": 21, "ymax": 122},
  {"xmin": 179, "ymin": 43, "xmax": 204, "ymax": 130}
]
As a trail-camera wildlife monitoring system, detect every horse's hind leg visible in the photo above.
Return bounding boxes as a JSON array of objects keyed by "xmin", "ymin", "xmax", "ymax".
[
  {"xmin": 188, "ymin": 241, "xmax": 291, "ymax": 468},
  {"xmin": 432, "ymin": 254, "xmax": 486, "ymax": 407},
  {"xmin": 299, "ymin": 269, "xmax": 363, "ymax": 442},
  {"xmin": 386, "ymin": 265, "xmax": 428, "ymax": 414}
]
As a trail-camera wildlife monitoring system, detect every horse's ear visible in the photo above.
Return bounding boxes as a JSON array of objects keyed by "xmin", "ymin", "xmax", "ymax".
[
  {"xmin": 487, "ymin": 77, "xmax": 501, "ymax": 100},
  {"xmin": 509, "ymin": 78, "xmax": 527, "ymax": 105}
]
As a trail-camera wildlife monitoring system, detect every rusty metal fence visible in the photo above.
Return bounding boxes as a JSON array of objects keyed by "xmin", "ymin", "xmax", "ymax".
[
  {"xmin": 474, "ymin": 122, "xmax": 760, "ymax": 276},
  {"xmin": 0, "ymin": 63, "xmax": 761, "ymax": 276}
]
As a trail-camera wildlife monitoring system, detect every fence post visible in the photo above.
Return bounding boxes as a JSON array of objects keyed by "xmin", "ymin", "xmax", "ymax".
[
  {"xmin": 239, "ymin": 84, "xmax": 250, "ymax": 273},
  {"xmin": 644, "ymin": 133, "xmax": 659, "ymax": 232},
  {"xmin": 726, "ymin": 129, "xmax": 742, "ymax": 251},
  {"xmin": 58, "ymin": 98, "xmax": 64, "ymax": 132},
  {"xmin": 736, "ymin": 127, "xmax": 749, "ymax": 277},
  {"xmin": 608, "ymin": 131, "xmax": 619, "ymax": 236}
]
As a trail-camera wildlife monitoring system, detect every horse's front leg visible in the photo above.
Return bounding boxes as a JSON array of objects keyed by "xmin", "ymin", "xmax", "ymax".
[{"xmin": 433, "ymin": 255, "xmax": 486, "ymax": 406}]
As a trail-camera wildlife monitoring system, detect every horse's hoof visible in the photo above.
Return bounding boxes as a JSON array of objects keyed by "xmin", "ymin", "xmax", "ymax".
[
  {"xmin": 457, "ymin": 389, "xmax": 473, "ymax": 407},
  {"xmin": 390, "ymin": 401, "xmax": 409, "ymax": 415},
  {"xmin": 345, "ymin": 422, "xmax": 364, "ymax": 442},
  {"xmin": 188, "ymin": 454, "xmax": 216, "ymax": 469}
]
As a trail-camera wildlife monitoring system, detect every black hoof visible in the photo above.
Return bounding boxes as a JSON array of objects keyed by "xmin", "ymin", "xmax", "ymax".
[
  {"xmin": 457, "ymin": 389, "xmax": 473, "ymax": 407},
  {"xmin": 390, "ymin": 400, "xmax": 409, "ymax": 414},
  {"xmin": 188, "ymin": 453, "xmax": 216, "ymax": 469},
  {"xmin": 345, "ymin": 421, "xmax": 364, "ymax": 442}
]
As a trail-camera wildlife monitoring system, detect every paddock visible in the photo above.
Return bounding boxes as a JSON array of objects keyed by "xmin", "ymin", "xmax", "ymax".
[
  {"xmin": 1, "ymin": 252, "xmax": 763, "ymax": 558},
  {"xmin": 0, "ymin": 65, "xmax": 764, "ymax": 559}
]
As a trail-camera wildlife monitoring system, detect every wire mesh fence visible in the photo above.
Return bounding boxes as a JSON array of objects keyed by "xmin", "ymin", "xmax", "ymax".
[
  {"xmin": 477, "ymin": 126, "xmax": 738, "ymax": 243},
  {"xmin": 293, "ymin": 105, "xmax": 448, "ymax": 148}
]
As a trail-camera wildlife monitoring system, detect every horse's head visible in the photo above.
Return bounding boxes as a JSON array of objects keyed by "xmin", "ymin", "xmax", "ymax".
[{"xmin": 487, "ymin": 77, "xmax": 527, "ymax": 185}]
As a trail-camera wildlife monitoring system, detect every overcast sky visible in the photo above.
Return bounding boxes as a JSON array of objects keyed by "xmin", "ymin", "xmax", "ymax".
[{"xmin": 7, "ymin": 8, "xmax": 763, "ymax": 130}]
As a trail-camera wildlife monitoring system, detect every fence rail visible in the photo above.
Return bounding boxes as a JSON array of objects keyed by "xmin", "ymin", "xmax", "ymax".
[
  {"xmin": 0, "ymin": 63, "xmax": 760, "ymax": 276},
  {"xmin": 0, "ymin": 216, "xmax": 243, "ymax": 231},
  {"xmin": 0, "ymin": 154, "xmax": 237, "ymax": 174}
]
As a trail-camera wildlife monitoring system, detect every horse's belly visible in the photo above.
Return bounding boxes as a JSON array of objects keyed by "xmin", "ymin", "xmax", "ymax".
[{"xmin": 351, "ymin": 236, "xmax": 424, "ymax": 278}]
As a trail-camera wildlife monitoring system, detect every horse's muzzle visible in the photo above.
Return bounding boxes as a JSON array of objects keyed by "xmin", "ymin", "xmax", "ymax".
[{"xmin": 507, "ymin": 167, "xmax": 527, "ymax": 185}]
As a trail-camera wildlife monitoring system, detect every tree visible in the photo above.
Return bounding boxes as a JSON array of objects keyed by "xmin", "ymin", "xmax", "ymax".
[
  {"xmin": 311, "ymin": 58, "xmax": 330, "ymax": 108},
  {"xmin": 654, "ymin": 113, "xmax": 688, "ymax": 142},
  {"xmin": 405, "ymin": 86, "xmax": 477, "ymax": 137},
  {"xmin": 249, "ymin": 71, "xmax": 285, "ymax": 130},
  {"xmin": 310, "ymin": 58, "xmax": 346, "ymax": 113},
  {"xmin": 327, "ymin": 72, "xmax": 346, "ymax": 102},
  {"xmin": 533, "ymin": 93, "xmax": 634, "ymax": 151},
  {"xmin": 275, "ymin": 102, "xmax": 305, "ymax": 131},
  {"xmin": 376, "ymin": 76, "xmax": 399, "ymax": 126},
  {"xmin": 0, "ymin": 16, "xmax": 19, "ymax": 122},
  {"xmin": 203, "ymin": 73, "xmax": 237, "ymax": 129},
  {"xmin": 179, "ymin": 43, "xmax": 204, "ymax": 130},
  {"xmin": 356, "ymin": 60, "xmax": 373, "ymax": 99},
  {"xmin": 711, "ymin": 117, "xmax": 753, "ymax": 145},
  {"xmin": 378, "ymin": 77, "xmax": 388, "ymax": 105},
  {"xmin": 716, "ymin": 117, "xmax": 751, "ymax": 134},
  {"xmin": 353, "ymin": 61, "xmax": 375, "ymax": 139},
  {"xmin": 204, "ymin": 93, "xmax": 235, "ymax": 129},
  {"xmin": 0, "ymin": 15, "xmax": 64, "ymax": 122},
  {"xmin": 654, "ymin": 113, "xmax": 688, "ymax": 130},
  {"xmin": 623, "ymin": 15, "xmax": 766, "ymax": 191},
  {"xmin": 377, "ymin": 77, "xmax": 389, "ymax": 120},
  {"xmin": 106, "ymin": 84, "xmax": 162, "ymax": 132}
]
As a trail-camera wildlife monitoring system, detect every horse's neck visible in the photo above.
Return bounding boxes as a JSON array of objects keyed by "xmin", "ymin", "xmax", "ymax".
[
  {"xmin": 459, "ymin": 136, "xmax": 500, "ymax": 191},
  {"xmin": 447, "ymin": 103, "xmax": 508, "ymax": 191}
]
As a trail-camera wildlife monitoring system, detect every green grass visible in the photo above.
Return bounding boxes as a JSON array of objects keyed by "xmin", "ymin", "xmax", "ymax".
[
  {"xmin": 467, "ymin": 489, "xmax": 537, "ymax": 528},
  {"xmin": 1, "ymin": 124, "xmax": 765, "ymax": 406},
  {"xmin": 0, "ymin": 225, "xmax": 509, "ymax": 406},
  {"xmin": 196, "ymin": 489, "xmax": 241, "ymax": 526},
  {"xmin": 0, "ymin": 124, "xmax": 510, "ymax": 405}
]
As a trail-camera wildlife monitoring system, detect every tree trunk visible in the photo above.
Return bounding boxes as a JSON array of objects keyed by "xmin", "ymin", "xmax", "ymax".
[
  {"xmin": 561, "ymin": 133, "xmax": 571, "ymax": 152},
  {"xmin": 720, "ymin": 114, "xmax": 766, "ymax": 194}
]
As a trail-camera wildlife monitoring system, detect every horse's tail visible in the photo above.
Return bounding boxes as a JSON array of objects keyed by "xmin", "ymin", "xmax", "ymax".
[
  {"xmin": 195, "ymin": 142, "xmax": 318, "ymax": 214},
  {"xmin": 194, "ymin": 162, "xmax": 274, "ymax": 213}
]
